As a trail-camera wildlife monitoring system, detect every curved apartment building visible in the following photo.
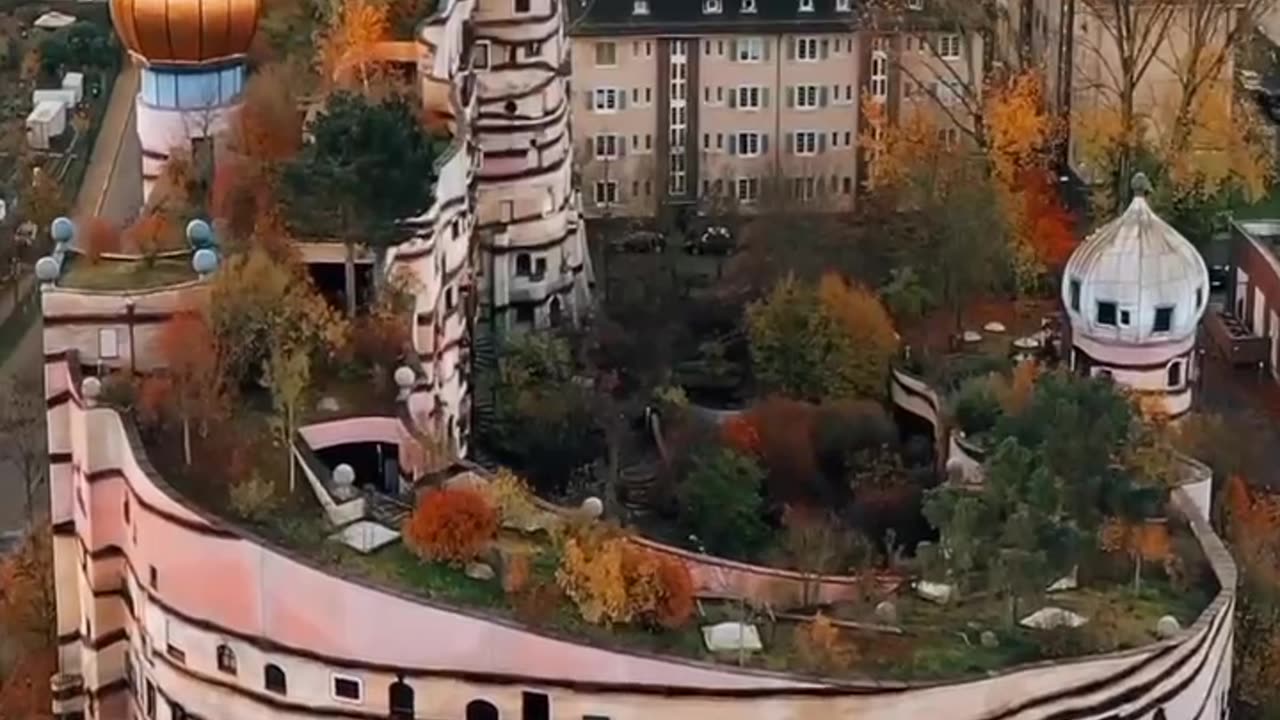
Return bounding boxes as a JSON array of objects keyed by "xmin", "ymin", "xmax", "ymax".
[{"xmin": 38, "ymin": 1, "xmax": 1235, "ymax": 719}]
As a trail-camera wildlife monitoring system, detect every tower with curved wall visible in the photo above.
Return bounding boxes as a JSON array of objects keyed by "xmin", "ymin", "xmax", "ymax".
[
  {"xmin": 1061, "ymin": 174, "xmax": 1210, "ymax": 418},
  {"xmin": 470, "ymin": 0, "xmax": 593, "ymax": 332},
  {"xmin": 109, "ymin": 0, "xmax": 260, "ymax": 203}
]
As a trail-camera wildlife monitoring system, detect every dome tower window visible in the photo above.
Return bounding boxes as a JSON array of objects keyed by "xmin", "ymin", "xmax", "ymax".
[
  {"xmin": 1097, "ymin": 301, "xmax": 1117, "ymax": 326},
  {"xmin": 1154, "ymin": 306, "xmax": 1175, "ymax": 333}
]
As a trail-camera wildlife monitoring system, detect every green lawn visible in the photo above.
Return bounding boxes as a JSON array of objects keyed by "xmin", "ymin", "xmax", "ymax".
[{"xmin": 60, "ymin": 256, "xmax": 197, "ymax": 291}]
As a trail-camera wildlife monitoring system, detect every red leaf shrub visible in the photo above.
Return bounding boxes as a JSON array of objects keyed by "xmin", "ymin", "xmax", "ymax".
[{"xmin": 403, "ymin": 486, "xmax": 498, "ymax": 564}]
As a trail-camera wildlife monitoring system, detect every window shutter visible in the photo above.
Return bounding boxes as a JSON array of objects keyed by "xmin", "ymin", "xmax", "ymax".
[
  {"xmin": 619, "ymin": 135, "xmax": 627, "ymax": 156},
  {"xmin": 586, "ymin": 90, "xmax": 595, "ymax": 111},
  {"xmin": 731, "ymin": 39, "xmax": 739, "ymax": 60},
  {"xmin": 786, "ymin": 132, "xmax": 794, "ymax": 154},
  {"xmin": 787, "ymin": 86, "xmax": 795, "ymax": 108},
  {"xmin": 820, "ymin": 86, "xmax": 829, "ymax": 107},
  {"xmin": 820, "ymin": 39, "xmax": 829, "ymax": 59},
  {"xmin": 818, "ymin": 133, "xmax": 827, "ymax": 153},
  {"xmin": 729, "ymin": 89, "xmax": 737, "ymax": 108},
  {"xmin": 729, "ymin": 133, "xmax": 737, "ymax": 155},
  {"xmin": 761, "ymin": 133, "xmax": 769, "ymax": 153},
  {"xmin": 618, "ymin": 91, "xmax": 627, "ymax": 110},
  {"xmin": 787, "ymin": 38, "xmax": 796, "ymax": 59},
  {"xmin": 761, "ymin": 87, "xmax": 770, "ymax": 107},
  {"xmin": 763, "ymin": 39, "xmax": 771, "ymax": 60}
]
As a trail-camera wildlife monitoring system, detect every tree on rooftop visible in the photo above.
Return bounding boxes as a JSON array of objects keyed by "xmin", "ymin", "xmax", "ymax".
[
  {"xmin": 281, "ymin": 91, "xmax": 438, "ymax": 317},
  {"xmin": 20, "ymin": 164, "xmax": 66, "ymax": 244},
  {"xmin": 207, "ymin": 248, "xmax": 349, "ymax": 387},
  {"xmin": 0, "ymin": 368, "xmax": 48, "ymax": 527},
  {"xmin": 317, "ymin": 0, "xmax": 390, "ymax": 95},
  {"xmin": 155, "ymin": 312, "xmax": 230, "ymax": 466},
  {"xmin": 678, "ymin": 446, "xmax": 769, "ymax": 559},
  {"xmin": 264, "ymin": 330, "xmax": 311, "ymax": 493}
]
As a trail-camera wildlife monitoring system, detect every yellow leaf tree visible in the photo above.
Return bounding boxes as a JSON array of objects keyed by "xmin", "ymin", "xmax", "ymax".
[{"xmin": 317, "ymin": 0, "xmax": 390, "ymax": 95}]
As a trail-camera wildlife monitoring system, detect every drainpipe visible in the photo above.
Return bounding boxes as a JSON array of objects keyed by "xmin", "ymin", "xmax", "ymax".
[{"xmin": 126, "ymin": 299, "xmax": 137, "ymax": 375}]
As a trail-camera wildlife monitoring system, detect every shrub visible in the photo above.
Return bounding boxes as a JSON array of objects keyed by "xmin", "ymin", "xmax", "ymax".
[
  {"xmin": 792, "ymin": 613, "xmax": 856, "ymax": 673},
  {"xmin": 748, "ymin": 396, "xmax": 819, "ymax": 505},
  {"xmin": 950, "ymin": 375, "xmax": 1002, "ymax": 436},
  {"xmin": 229, "ymin": 472, "xmax": 279, "ymax": 521},
  {"xmin": 482, "ymin": 469, "xmax": 551, "ymax": 533},
  {"xmin": 678, "ymin": 447, "xmax": 769, "ymax": 559},
  {"xmin": 721, "ymin": 414, "xmax": 761, "ymax": 456},
  {"xmin": 80, "ymin": 217, "xmax": 121, "ymax": 264},
  {"xmin": 513, "ymin": 580, "xmax": 563, "ymax": 626},
  {"xmin": 403, "ymin": 486, "xmax": 499, "ymax": 564},
  {"xmin": 502, "ymin": 552, "xmax": 531, "ymax": 595},
  {"xmin": 556, "ymin": 528, "xmax": 696, "ymax": 628}
]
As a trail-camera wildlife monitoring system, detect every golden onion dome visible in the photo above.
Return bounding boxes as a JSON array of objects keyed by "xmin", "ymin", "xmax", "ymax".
[{"xmin": 110, "ymin": 0, "xmax": 261, "ymax": 65}]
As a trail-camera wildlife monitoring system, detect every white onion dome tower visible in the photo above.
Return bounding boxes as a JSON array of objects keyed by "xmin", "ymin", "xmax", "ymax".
[
  {"xmin": 1061, "ymin": 173, "xmax": 1210, "ymax": 417},
  {"xmin": 109, "ymin": 0, "xmax": 260, "ymax": 203}
]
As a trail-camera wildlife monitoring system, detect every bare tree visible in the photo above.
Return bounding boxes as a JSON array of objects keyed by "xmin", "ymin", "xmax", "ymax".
[
  {"xmin": 1158, "ymin": 0, "xmax": 1270, "ymax": 155},
  {"xmin": 861, "ymin": 0, "xmax": 997, "ymax": 149},
  {"xmin": 0, "ymin": 368, "xmax": 48, "ymax": 527},
  {"xmin": 1073, "ymin": 0, "xmax": 1179, "ymax": 196}
]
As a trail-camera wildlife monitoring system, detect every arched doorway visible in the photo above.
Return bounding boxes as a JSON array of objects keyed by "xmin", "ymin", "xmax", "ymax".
[
  {"xmin": 389, "ymin": 679, "xmax": 414, "ymax": 719},
  {"xmin": 465, "ymin": 699, "xmax": 499, "ymax": 720},
  {"xmin": 549, "ymin": 297, "xmax": 563, "ymax": 327}
]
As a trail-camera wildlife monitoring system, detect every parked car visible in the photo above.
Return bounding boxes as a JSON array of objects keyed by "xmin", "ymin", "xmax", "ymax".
[
  {"xmin": 611, "ymin": 230, "xmax": 666, "ymax": 253},
  {"xmin": 684, "ymin": 224, "xmax": 735, "ymax": 255}
]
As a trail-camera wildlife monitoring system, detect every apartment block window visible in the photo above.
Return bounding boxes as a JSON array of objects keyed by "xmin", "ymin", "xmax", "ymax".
[
  {"xmin": 936, "ymin": 34, "xmax": 961, "ymax": 59},
  {"xmin": 472, "ymin": 41, "xmax": 490, "ymax": 69},
  {"xmin": 594, "ymin": 180, "xmax": 618, "ymax": 205},
  {"xmin": 836, "ymin": 0, "xmax": 851, "ymax": 10},
  {"xmin": 937, "ymin": 126, "xmax": 959, "ymax": 147},
  {"xmin": 216, "ymin": 644, "xmax": 237, "ymax": 675},
  {"xmin": 98, "ymin": 328, "xmax": 119, "ymax": 359},
  {"xmin": 799, "ymin": 0, "xmax": 814, "ymax": 10},
  {"xmin": 834, "ymin": 83, "xmax": 854, "ymax": 104},
  {"xmin": 793, "ymin": 84, "xmax": 821, "ymax": 109},
  {"xmin": 736, "ymin": 177, "xmax": 760, "ymax": 202},
  {"xmin": 842, "ymin": 176, "xmax": 853, "ymax": 194},
  {"xmin": 733, "ymin": 85, "xmax": 763, "ymax": 109},
  {"xmin": 734, "ymin": 132, "xmax": 763, "ymax": 156},
  {"xmin": 523, "ymin": 41, "xmax": 541, "ymax": 58},
  {"xmin": 633, "ymin": 0, "xmax": 649, "ymax": 14},
  {"xmin": 736, "ymin": 37, "xmax": 764, "ymax": 62},
  {"xmin": 523, "ymin": 692, "xmax": 551, "ymax": 720},
  {"xmin": 704, "ymin": 0, "xmax": 722, "ymax": 13},
  {"xmin": 870, "ymin": 51, "xmax": 888, "ymax": 99},
  {"xmin": 742, "ymin": 0, "xmax": 757, "ymax": 12},
  {"xmin": 795, "ymin": 37, "xmax": 819, "ymax": 61},
  {"xmin": 595, "ymin": 42, "xmax": 617, "ymax": 66},
  {"xmin": 514, "ymin": 0, "xmax": 530, "ymax": 12},
  {"xmin": 590, "ymin": 87, "xmax": 622, "ymax": 112},
  {"xmin": 264, "ymin": 664, "xmax": 287, "ymax": 695},
  {"xmin": 594, "ymin": 134, "xmax": 620, "ymax": 159},
  {"xmin": 793, "ymin": 131, "xmax": 818, "ymax": 155}
]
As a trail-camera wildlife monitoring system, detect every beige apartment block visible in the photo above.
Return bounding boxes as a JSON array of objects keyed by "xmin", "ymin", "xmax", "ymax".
[{"xmin": 570, "ymin": 0, "xmax": 984, "ymax": 219}]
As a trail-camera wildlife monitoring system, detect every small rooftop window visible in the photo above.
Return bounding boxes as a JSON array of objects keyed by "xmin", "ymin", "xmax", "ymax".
[
  {"xmin": 703, "ymin": 0, "xmax": 722, "ymax": 13},
  {"xmin": 632, "ymin": 0, "xmax": 649, "ymax": 14},
  {"xmin": 1096, "ymin": 301, "xmax": 1117, "ymax": 327}
]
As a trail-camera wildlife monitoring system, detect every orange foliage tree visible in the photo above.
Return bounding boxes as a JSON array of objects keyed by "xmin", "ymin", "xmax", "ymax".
[
  {"xmin": 1098, "ymin": 517, "xmax": 1171, "ymax": 594},
  {"xmin": 0, "ymin": 527, "xmax": 56, "ymax": 719},
  {"xmin": 154, "ymin": 311, "xmax": 230, "ymax": 465},
  {"xmin": 556, "ymin": 528, "xmax": 695, "ymax": 628},
  {"xmin": 317, "ymin": 0, "xmax": 390, "ymax": 94},
  {"xmin": 79, "ymin": 216, "xmax": 122, "ymax": 264},
  {"xmin": 1223, "ymin": 475, "xmax": 1280, "ymax": 711},
  {"xmin": 792, "ymin": 613, "xmax": 856, "ymax": 673},
  {"xmin": 403, "ymin": 486, "xmax": 499, "ymax": 564},
  {"xmin": 721, "ymin": 415, "xmax": 761, "ymax": 457},
  {"xmin": 0, "ymin": 645, "xmax": 56, "ymax": 719},
  {"xmin": 747, "ymin": 396, "xmax": 818, "ymax": 505},
  {"xmin": 123, "ymin": 211, "xmax": 181, "ymax": 263}
]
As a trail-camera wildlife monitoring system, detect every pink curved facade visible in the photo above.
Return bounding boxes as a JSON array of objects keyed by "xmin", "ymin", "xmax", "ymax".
[{"xmin": 44, "ymin": 350, "xmax": 1237, "ymax": 720}]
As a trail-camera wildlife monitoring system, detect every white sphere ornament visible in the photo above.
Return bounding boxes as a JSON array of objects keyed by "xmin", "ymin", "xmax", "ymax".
[
  {"xmin": 1156, "ymin": 615, "xmax": 1181, "ymax": 639},
  {"xmin": 186, "ymin": 219, "xmax": 214, "ymax": 247},
  {"xmin": 394, "ymin": 366, "xmax": 416, "ymax": 389},
  {"xmin": 35, "ymin": 256, "xmax": 60, "ymax": 283},
  {"xmin": 333, "ymin": 464, "xmax": 356, "ymax": 488},
  {"xmin": 81, "ymin": 377, "xmax": 102, "ymax": 406},
  {"xmin": 192, "ymin": 248, "xmax": 218, "ymax": 276},
  {"xmin": 50, "ymin": 216, "xmax": 75, "ymax": 244},
  {"xmin": 581, "ymin": 496, "xmax": 604, "ymax": 520}
]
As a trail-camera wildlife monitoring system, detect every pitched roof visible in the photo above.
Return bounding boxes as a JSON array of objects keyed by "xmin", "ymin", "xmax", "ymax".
[{"xmin": 569, "ymin": 0, "xmax": 861, "ymax": 36}]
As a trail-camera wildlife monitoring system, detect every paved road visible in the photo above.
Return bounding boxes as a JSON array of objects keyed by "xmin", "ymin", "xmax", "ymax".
[{"xmin": 0, "ymin": 64, "xmax": 143, "ymax": 535}]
